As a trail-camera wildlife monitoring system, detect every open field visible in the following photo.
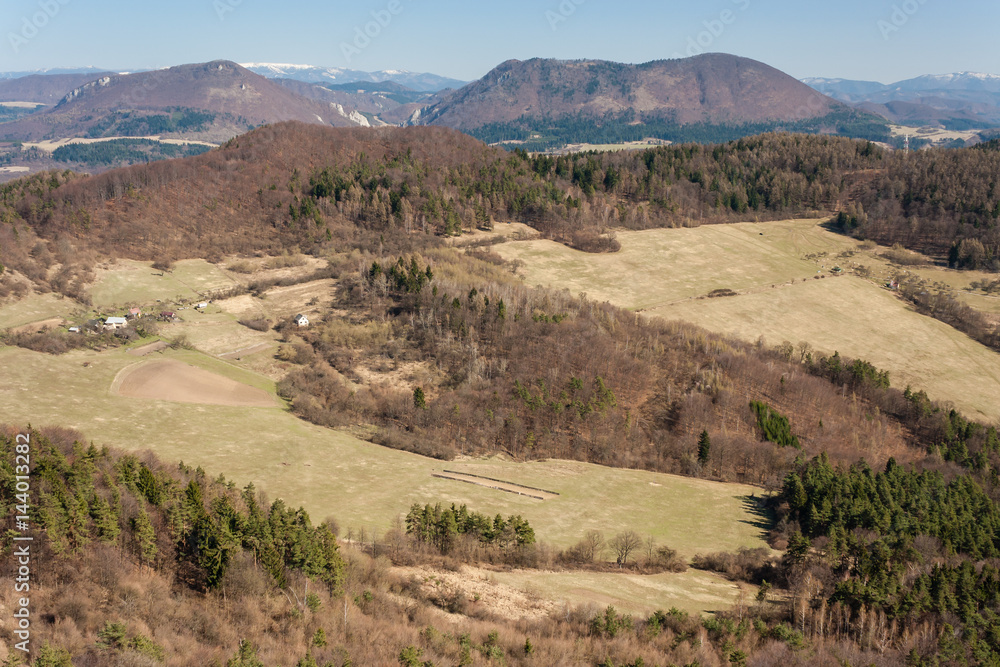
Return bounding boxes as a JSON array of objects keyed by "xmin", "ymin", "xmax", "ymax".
[
  {"xmin": 22, "ymin": 136, "xmax": 219, "ymax": 152},
  {"xmin": 0, "ymin": 342, "xmax": 767, "ymax": 612},
  {"xmin": 89, "ymin": 259, "xmax": 239, "ymax": 307},
  {"xmin": 491, "ymin": 568, "xmax": 745, "ymax": 617},
  {"xmin": 889, "ymin": 124, "xmax": 982, "ymax": 146},
  {"xmin": 494, "ymin": 219, "xmax": 1000, "ymax": 423},
  {"xmin": 0, "ymin": 291, "xmax": 80, "ymax": 328},
  {"xmin": 537, "ymin": 139, "xmax": 672, "ymax": 156},
  {"xmin": 658, "ymin": 277, "xmax": 1000, "ymax": 421},
  {"xmin": 399, "ymin": 563, "xmax": 743, "ymax": 619},
  {"xmin": 0, "ymin": 341, "xmax": 768, "ymax": 552},
  {"xmin": 494, "ymin": 218, "xmax": 843, "ymax": 310},
  {"xmin": 113, "ymin": 358, "xmax": 276, "ymax": 407}
]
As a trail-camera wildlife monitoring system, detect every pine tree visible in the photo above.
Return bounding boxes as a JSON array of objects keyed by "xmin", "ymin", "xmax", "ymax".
[
  {"xmin": 228, "ymin": 639, "xmax": 265, "ymax": 667},
  {"xmin": 133, "ymin": 503, "xmax": 158, "ymax": 568},
  {"xmin": 413, "ymin": 386, "xmax": 427, "ymax": 410},
  {"xmin": 697, "ymin": 430, "xmax": 711, "ymax": 468}
]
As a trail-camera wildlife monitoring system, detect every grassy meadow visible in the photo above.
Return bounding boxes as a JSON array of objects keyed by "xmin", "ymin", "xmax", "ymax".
[
  {"xmin": 88, "ymin": 259, "xmax": 240, "ymax": 307},
  {"xmin": 494, "ymin": 219, "xmax": 1000, "ymax": 423},
  {"xmin": 0, "ymin": 296, "xmax": 768, "ymax": 614}
]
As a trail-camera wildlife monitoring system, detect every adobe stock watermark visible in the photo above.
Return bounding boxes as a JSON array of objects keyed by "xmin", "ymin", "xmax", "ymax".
[
  {"xmin": 8, "ymin": 0, "xmax": 72, "ymax": 54},
  {"xmin": 341, "ymin": 0, "xmax": 407, "ymax": 65},
  {"xmin": 546, "ymin": 0, "xmax": 587, "ymax": 32},
  {"xmin": 671, "ymin": 0, "xmax": 751, "ymax": 59},
  {"xmin": 11, "ymin": 432, "xmax": 33, "ymax": 655},
  {"xmin": 877, "ymin": 0, "xmax": 929, "ymax": 40},
  {"xmin": 214, "ymin": 0, "xmax": 243, "ymax": 22}
]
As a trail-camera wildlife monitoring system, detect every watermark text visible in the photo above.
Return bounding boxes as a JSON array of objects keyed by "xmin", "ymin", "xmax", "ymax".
[{"xmin": 11, "ymin": 432, "xmax": 33, "ymax": 654}]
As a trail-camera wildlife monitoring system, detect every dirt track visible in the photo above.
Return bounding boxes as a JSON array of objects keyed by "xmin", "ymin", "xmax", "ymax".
[
  {"xmin": 113, "ymin": 359, "xmax": 275, "ymax": 407},
  {"xmin": 128, "ymin": 341, "xmax": 168, "ymax": 357},
  {"xmin": 432, "ymin": 470, "xmax": 559, "ymax": 500}
]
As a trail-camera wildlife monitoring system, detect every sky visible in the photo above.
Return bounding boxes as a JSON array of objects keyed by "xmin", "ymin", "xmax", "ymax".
[{"xmin": 1, "ymin": 0, "xmax": 998, "ymax": 83}]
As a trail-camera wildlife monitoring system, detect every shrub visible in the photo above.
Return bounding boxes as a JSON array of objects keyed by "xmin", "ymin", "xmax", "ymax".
[
  {"xmin": 227, "ymin": 259, "xmax": 256, "ymax": 274},
  {"xmin": 238, "ymin": 317, "xmax": 271, "ymax": 332}
]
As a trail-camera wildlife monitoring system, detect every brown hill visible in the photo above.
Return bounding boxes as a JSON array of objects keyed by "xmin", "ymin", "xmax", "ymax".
[
  {"xmin": 7, "ymin": 122, "xmax": 501, "ymax": 260},
  {"xmin": 420, "ymin": 53, "xmax": 844, "ymax": 130},
  {"xmin": 0, "ymin": 72, "xmax": 114, "ymax": 104},
  {"xmin": 0, "ymin": 61, "xmax": 363, "ymax": 142}
]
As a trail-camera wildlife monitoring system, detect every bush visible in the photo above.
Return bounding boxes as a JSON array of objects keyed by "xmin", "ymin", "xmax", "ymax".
[
  {"xmin": 265, "ymin": 253, "xmax": 307, "ymax": 270},
  {"xmin": 690, "ymin": 547, "xmax": 775, "ymax": 584},
  {"xmin": 227, "ymin": 259, "xmax": 256, "ymax": 274},
  {"xmin": 151, "ymin": 257, "xmax": 174, "ymax": 272},
  {"xmin": 238, "ymin": 317, "xmax": 271, "ymax": 332}
]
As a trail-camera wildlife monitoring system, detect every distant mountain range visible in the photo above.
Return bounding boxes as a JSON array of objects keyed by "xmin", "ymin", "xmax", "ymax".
[
  {"xmin": 239, "ymin": 63, "xmax": 465, "ymax": 92},
  {"xmin": 802, "ymin": 72, "xmax": 1000, "ymax": 128},
  {"xmin": 4, "ymin": 55, "xmax": 997, "ymax": 174},
  {"xmin": 0, "ymin": 66, "xmax": 111, "ymax": 79}
]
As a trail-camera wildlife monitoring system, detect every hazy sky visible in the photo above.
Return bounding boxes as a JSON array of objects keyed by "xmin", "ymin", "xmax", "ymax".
[{"xmin": 1, "ymin": 0, "xmax": 998, "ymax": 82}]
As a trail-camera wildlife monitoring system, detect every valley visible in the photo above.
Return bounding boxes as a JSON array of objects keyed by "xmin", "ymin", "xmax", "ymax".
[
  {"xmin": 0, "ymin": 256, "xmax": 770, "ymax": 621},
  {"xmin": 0, "ymin": 40, "xmax": 999, "ymax": 659}
]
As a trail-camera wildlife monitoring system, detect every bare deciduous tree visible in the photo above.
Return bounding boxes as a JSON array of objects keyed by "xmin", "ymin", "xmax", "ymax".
[{"xmin": 610, "ymin": 530, "xmax": 641, "ymax": 567}]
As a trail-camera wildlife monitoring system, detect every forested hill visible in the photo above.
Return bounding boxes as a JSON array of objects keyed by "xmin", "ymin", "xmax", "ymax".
[
  {"xmin": 416, "ymin": 55, "xmax": 889, "ymax": 148},
  {"xmin": 420, "ymin": 54, "xmax": 843, "ymax": 128},
  {"xmin": 0, "ymin": 61, "xmax": 361, "ymax": 143},
  {"xmin": 3, "ymin": 124, "xmax": 999, "ymax": 286}
]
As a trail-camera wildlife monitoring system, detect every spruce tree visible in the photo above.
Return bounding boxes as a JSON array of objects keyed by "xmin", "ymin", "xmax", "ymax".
[{"xmin": 697, "ymin": 430, "xmax": 711, "ymax": 467}]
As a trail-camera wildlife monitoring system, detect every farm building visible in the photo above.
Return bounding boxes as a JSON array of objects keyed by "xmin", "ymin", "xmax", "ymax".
[
  {"xmin": 160, "ymin": 311, "xmax": 177, "ymax": 321},
  {"xmin": 196, "ymin": 302, "xmax": 209, "ymax": 310},
  {"xmin": 294, "ymin": 314, "xmax": 309, "ymax": 327},
  {"xmin": 104, "ymin": 317, "xmax": 128, "ymax": 330},
  {"xmin": 127, "ymin": 307, "xmax": 142, "ymax": 318}
]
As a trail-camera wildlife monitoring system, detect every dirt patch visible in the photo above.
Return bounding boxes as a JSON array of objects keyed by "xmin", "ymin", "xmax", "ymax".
[
  {"xmin": 113, "ymin": 359, "xmax": 275, "ymax": 407},
  {"xmin": 395, "ymin": 564, "xmax": 556, "ymax": 621},
  {"xmin": 128, "ymin": 341, "xmax": 168, "ymax": 357},
  {"xmin": 352, "ymin": 359, "xmax": 437, "ymax": 394},
  {"xmin": 432, "ymin": 470, "xmax": 560, "ymax": 500}
]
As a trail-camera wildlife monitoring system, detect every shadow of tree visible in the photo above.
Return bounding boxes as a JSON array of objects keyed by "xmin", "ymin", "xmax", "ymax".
[{"xmin": 737, "ymin": 494, "xmax": 775, "ymax": 541}]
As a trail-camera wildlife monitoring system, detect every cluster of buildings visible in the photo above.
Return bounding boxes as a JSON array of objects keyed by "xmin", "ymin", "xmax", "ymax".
[{"xmin": 72, "ymin": 307, "xmax": 182, "ymax": 333}]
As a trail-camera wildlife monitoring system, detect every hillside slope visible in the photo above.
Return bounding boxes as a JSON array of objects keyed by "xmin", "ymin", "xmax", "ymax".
[
  {"xmin": 420, "ymin": 54, "xmax": 845, "ymax": 130},
  {"xmin": 0, "ymin": 61, "xmax": 364, "ymax": 142},
  {"xmin": 0, "ymin": 72, "xmax": 114, "ymax": 104}
]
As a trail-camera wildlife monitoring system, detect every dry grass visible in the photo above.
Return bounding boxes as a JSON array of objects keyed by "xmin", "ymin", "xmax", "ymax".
[
  {"xmin": 89, "ymin": 259, "xmax": 238, "ymax": 307},
  {"xmin": 114, "ymin": 358, "xmax": 276, "ymax": 407},
  {"xmin": 0, "ymin": 290, "xmax": 79, "ymax": 328},
  {"xmin": 496, "ymin": 219, "xmax": 1000, "ymax": 423},
  {"xmin": 0, "ymin": 344, "xmax": 767, "ymax": 545}
]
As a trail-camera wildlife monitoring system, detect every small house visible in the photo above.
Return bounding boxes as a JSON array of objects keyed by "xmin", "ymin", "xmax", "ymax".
[
  {"xmin": 293, "ymin": 314, "xmax": 309, "ymax": 327},
  {"xmin": 160, "ymin": 311, "xmax": 177, "ymax": 321},
  {"xmin": 127, "ymin": 307, "xmax": 142, "ymax": 318},
  {"xmin": 68, "ymin": 326, "xmax": 80, "ymax": 333},
  {"xmin": 104, "ymin": 317, "xmax": 128, "ymax": 330}
]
